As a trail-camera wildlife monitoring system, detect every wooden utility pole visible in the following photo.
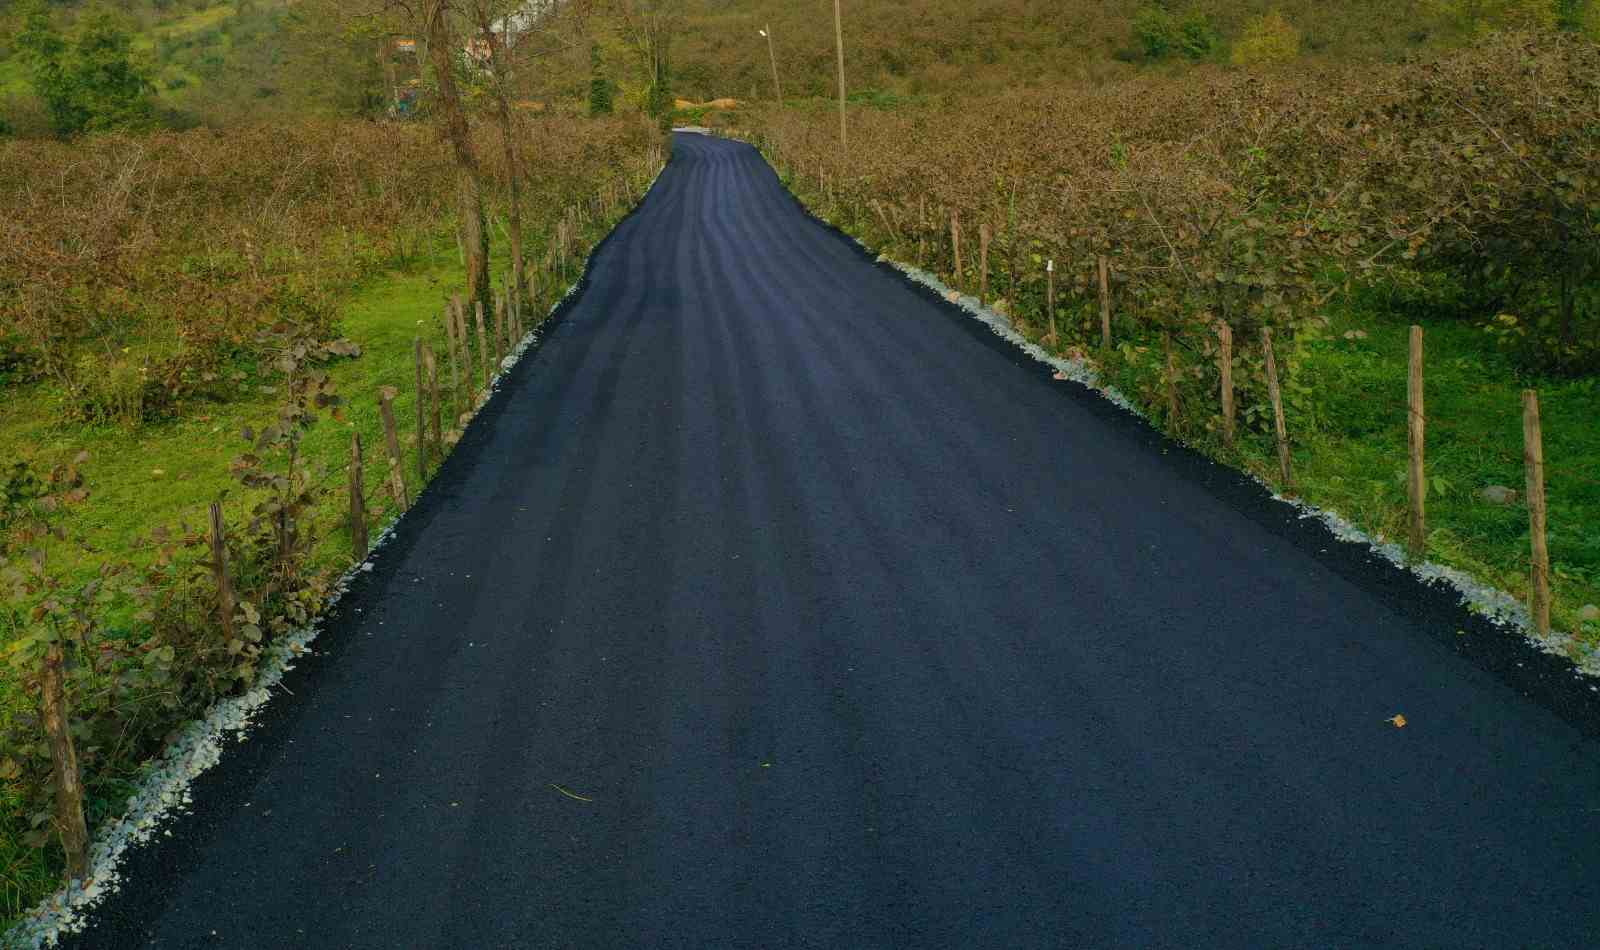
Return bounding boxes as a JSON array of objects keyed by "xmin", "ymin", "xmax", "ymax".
[
  {"xmin": 761, "ymin": 26, "xmax": 783, "ymax": 104},
  {"xmin": 833, "ymin": 0, "xmax": 847, "ymax": 152}
]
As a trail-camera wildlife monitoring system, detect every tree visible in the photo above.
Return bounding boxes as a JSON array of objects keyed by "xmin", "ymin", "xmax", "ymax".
[
  {"xmin": 614, "ymin": 0, "xmax": 679, "ymax": 119},
  {"xmin": 1232, "ymin": 11, "xmax": 1302, "ymax": 66},
  {"xmin": 421, "ymin": 1, "xmax": 494, "ymax": 317},
  {"xmin": 466, "ymin": 0, "xmax": 529, "ymax": 306},
  {"xmin": 15, "ymin": 1, "xmax": 155, "ymax": 137},
  {"xmin": 353, "ymin": 0, "xmax": 494, "ymax": 312}
]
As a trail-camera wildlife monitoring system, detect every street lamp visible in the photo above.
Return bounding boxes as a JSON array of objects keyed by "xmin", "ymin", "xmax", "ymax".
[{"xmin": 759, "ymin": 26, "xmax": 783, "ymax": 105}]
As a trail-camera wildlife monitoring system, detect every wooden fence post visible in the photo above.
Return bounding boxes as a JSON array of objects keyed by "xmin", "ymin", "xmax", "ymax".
[
  {"xmin": 494, "ymin": 294, "xmax": 507, "ymax": 368},
  {"xmin": 979, "ymin": 222, "xmax": 991, "ymax": 308},
  {"xmin": 208, "ymin": 501, "xmax": 234, "ymax": 645},
  {"xmin": 1523, "ymin": 389, "xmax": 1551, "ymax": 635},
  {"xmin": 379, "ymin": 387, "xmax": 409, "ymax": 508},
  {"xmin": 1261, "ymin": 327, "xmax": 1293, "ymax": 488},
  {"xmin": 1407, "ymin": 326, "xmax": 1426, "ymax": 559},
  {"xmin": 1164, "ymin": 332, "xmax": 1179, "ymax": 428},
  {"xmin": 1098, "ymin": 255, "xmax": 1113, "ymax": 349},
  {"xmin": 951, "ymin": 211, "xmax": 962, "ymax": 292},
  {"xmin": 349, "ymin": 432, "xmax": 368, "ymax": 561},
  {"xmin": 1217, "ymin": 321, "xmax": 1235, "ymax": 448},
  {"xmin": 446, "ymin": 300, "xmax": 464, "ymax": 418},
  {"xmin": 424, "ymin": 345, "xmax": 441, "ymax": 452},
  {"xmin": 1046, "ymin": 259, "xmax": 1057, "ymax": 344},
  {"xmin": 475, "ymin": 301, "xmax": 491, "ymax": 391},
  {"xmin": 414, "ymin": 339, "xmax": 428, "ymax": 488},
  {"xmin": 40, "ymin": 643, "xmax": 88, "ymax": 882}
]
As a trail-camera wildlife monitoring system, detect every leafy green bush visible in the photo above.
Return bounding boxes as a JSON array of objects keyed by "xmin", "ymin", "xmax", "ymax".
[
  {"xmin": 1133, "ymin": 7, "xmax": 1179, "ymax": 58},
  {"xmin": 1135, "ymin": 5, "xmax": 1222, "ymax": 61},
  {"xmin": 1232, "ymin": 11, "xmax": 1303, "ymax": 65},
  {"xmin": 1178, "ymin": 12, "xmax": 1223, "ymax": 59}
]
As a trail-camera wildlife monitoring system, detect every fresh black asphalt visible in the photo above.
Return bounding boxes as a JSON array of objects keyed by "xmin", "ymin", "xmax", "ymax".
[{"xmin": 73, "ymin": 133, "xmax": 1600, "ymax": 948}]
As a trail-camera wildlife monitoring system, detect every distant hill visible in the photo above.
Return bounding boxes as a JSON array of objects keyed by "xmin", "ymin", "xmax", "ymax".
[{"xmin": 665, "ymin": 0, "xmax": 1576, "ymax": 101}]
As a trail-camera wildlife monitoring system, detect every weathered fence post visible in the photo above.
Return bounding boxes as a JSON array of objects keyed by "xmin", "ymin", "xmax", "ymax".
[
  {"xmin": 1098, "ymin": 255, "xmax": 1113, "ymax": 349},
  {"xmin": 1407, "ymin": 326, "xmax": 1426, "ymax": 559},
  {"xmin": 349, "ymin": 432, "xmax": 368, "ymax": 560},
  {"xmin": 1261, "ymin": 327, "xmax": 1293, "ymax": 488},
  {"xmin": 1217, "ymin": 321, "xmax": 1235, "ymax": 448},
  {"xmin": 209, "ymin": 501, "xmax": 234, "ymax": 644},
  {"xmin": 379, "ymin": 387, "xmax": 409, "ymax": 508},
  {"xmin": 950, "ymin": 211, "xmax": 963, "ymax": 292},
  {"xmin": 445, "ymin": 300, "xmax": 463, "ymax": 418},
  {"xmin": 979, "ymin": 222, "xmax": 991, "ymax": 308},
  {"xmin": 1523, "ymin": 389, "xmax": 1551, "ymax": 635},
  {"xmin": 494, "ymin": 294, "xmax": 507, "ymax": 368},
  {"xmin": 475, "ymin": 301, "xmax": 491, "ymax": 391},
  {"xmin": 1164, "ymin": 332, "xmax": 1179, "ymax": 428},
  {"xmin": 424, "ymin": 345, "xmax": 441, "ymax": 452},
  {"xmin": 41, "ymin": 643, "xmax": 88, "ymax": 882},
  {"xmin": 1046, "ymin": 259, "xmax": 1057, "ymax": 344},
  {"xmin": 416, "ymin": 335, "xmax": 428, "ymax": 482}
]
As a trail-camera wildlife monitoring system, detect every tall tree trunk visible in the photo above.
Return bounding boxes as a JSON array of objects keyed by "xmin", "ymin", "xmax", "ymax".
[
  {"xmin": 476, "ymin": 8, "xmax": 524, "ymax": 304},
  {"xmin": 425, "ymin": 3, "xmax": 491, "ymax": 315}
]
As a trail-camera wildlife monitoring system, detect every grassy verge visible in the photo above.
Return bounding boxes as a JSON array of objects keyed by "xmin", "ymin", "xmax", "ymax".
[{"xmin": 0, "ymin": 235, "xmax": 461, "ymax": 922}]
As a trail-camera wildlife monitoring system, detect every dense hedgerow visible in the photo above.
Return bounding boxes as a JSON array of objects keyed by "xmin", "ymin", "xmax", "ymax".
[
  {"xmin": 753, "ymin": 33, "xmax": 1598, "ymax": 377},
  {"xmin": 0, "ymin": 115, "xmax": 655, "ymax": 424}
]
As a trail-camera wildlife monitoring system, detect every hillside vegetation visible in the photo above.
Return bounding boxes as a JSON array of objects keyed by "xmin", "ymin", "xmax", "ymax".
[{"xmin": 666, "ymin": 0, "xmax": 1600, "ymax": 100}]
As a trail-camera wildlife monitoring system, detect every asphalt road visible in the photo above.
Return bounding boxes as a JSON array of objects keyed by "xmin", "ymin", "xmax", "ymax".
[{"xmin": 75, "ymin": 133, "xmax": 1600, "ymax": 948}]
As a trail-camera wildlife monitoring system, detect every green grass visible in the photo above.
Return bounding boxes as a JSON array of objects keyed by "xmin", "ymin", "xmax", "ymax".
[
  {"xmin": 0, "ymin": 240, "xmax": 466, "ymax": 587},
  {"xmin": 0, "ymin": 233, "xmax": 485, "ymax": 925},
  {"xmin": 1257, "ymin": 307, "xmax": 1600, "ymax": 644},
  {"xmin": 1091, "ymin": 302, "xmax": 1600, "ymax": 648}
]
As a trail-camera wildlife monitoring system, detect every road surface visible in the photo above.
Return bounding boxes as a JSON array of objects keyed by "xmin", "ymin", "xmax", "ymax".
[{"xmin": 75, "ymin": 133, "xmax": 1600, "ymax": 948}]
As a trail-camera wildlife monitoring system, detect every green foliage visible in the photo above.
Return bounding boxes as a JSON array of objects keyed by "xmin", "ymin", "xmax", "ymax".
[
  {"xmin": 1178, "ymin": 12, "xmax": 1223, "ymax": 59},
  {"xmin": 1133, "ymin": 6, "xmax": 1179, "ymax": 58},
  {"xmin": 1426, "ymin": 0, "xmax": 1561, "ymax": 33},
  {"xmin": 1232, "ymin": 11, "xmax": 1303, "ymax": 65},
  {"xmin": 14, "ymin": 1, "xmax": 156, "ymax": 137},
  {"xmin": 589, "ymin": 42, "xmax": 613, "ymax": 116},
  {"xmin": 1133, "ymin": 4, "xmax": 1220, "ymax": 61}
]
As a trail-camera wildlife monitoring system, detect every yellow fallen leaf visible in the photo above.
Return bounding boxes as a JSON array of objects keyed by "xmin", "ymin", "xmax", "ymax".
[{"xmin": 1388, "ymin": 714, "xmax": 1407, "ymax": 728}]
